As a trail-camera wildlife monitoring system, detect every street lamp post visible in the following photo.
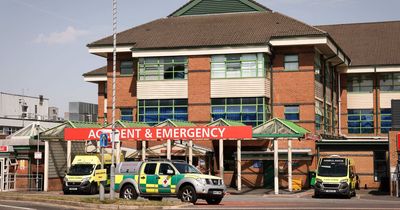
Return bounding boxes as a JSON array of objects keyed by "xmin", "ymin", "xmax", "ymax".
[{"xmin": 110, "ymin": 0, "xmax": 117, "ymax": 200}]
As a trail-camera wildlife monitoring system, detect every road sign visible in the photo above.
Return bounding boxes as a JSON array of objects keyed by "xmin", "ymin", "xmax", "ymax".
[
  {"xmin": 99, "ymin": 133, "xmax": 108, "ymax": 148},
  {"xmin": 34, "ymin": 152, "xmax": 42, "ymax": 159},
  {"xmin": 94, "ymin": 169, "xmax": 107, "ymax": 182}
]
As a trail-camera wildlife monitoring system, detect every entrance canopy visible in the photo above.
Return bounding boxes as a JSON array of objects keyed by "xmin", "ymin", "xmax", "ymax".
[
  {"xmin": 252, "ymin": 118, "xmax": 310, "ymax": 139},
  {"xmin": 0, "ymin": 123, "xmax": 47, "ymax": 146},
  {"xmin": 39, "ymin": 121, "xmax": 102, "ymax": 140}
]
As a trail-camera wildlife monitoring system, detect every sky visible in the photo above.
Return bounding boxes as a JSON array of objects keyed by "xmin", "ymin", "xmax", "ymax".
[{"xmin": 0, "ymin": 0, "xmax": 400, "ymax": 116}]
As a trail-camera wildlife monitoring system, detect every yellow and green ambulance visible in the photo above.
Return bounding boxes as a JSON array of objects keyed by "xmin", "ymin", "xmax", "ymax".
[
  {"xmin": 63, "ymin": 154, "xmax": 112, "ymax": 194},
  {"xmin": 115, "ymin": 160, "xmax": 226, "ymax": 204},
  {"xmin": 314, "ymin": 156, "xmax": 358, "ymax": 198}
]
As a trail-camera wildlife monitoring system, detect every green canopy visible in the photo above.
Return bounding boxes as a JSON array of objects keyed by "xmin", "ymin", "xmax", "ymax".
[
  {"xmin": 38, "ymin": 120, "xmax": 102, "ymax": 140},
  {"xmin": 112, "ymin": 120, "xmax": 150, "ymax": 128},
  {"xmin": 252, "ymin": 118, "xmax": 310, "ymax": 138},
  {"xmin": 154, "ymin": 119, "xmax": 196, "ymax": 127},
  {"xmin": 207, "ymin": 118, "xmax": 246, "ymax": 126}
]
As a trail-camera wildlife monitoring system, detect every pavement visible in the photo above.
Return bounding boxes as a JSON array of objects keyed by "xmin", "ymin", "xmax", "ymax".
[{"xmin": 0, "ymin": 189, "xmax": 399, "ymax": 210}]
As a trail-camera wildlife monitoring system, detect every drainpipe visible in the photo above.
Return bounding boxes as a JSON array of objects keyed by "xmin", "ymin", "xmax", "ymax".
[{"xmin": 333, "ymin": 62, "xmax": 344, "ymax": 136}]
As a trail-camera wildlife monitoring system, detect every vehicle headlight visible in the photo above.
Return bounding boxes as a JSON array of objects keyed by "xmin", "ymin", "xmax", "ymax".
[
  {"xmin": 221, "ymin": 179, "xmax": 224, "ymax": 185},
  {"xmin": 82, "ymin": 177, "xmax": 90, "ymax": 183},
  {"xmin": 316, "ymin": 178, "xmax": 323, "ymax": 183},
  {"xmin": 196, "ymin": 178, "xmax": 207, "ymax": 185},
  {"xmin": 63, "ymin": 177, "xmax": 68, "ymax": 183},
  {"xmin": 340, "ymin": 179, "xmax": 349, "ymax": 183}
]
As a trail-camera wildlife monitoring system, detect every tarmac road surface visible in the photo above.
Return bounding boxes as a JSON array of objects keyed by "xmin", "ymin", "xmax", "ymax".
[{"xmin": 0, "ymin": 200, "xmax": 83, "ymax": 210}]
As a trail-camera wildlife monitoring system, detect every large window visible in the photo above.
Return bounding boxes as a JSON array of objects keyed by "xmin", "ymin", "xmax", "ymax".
[
  {"xmin": 138, "ymin": 57, "xmax": 187, "ymax": 80},
  {"xmin": 314, "ymin": 53, "xmax": 322, "ymax": 82},
  {"xmin": 315, "ymin": 101, "xmax": 323, "ymax": 132},
  {"xmin": 120, "ymin": 108, "xmax": 133, "ymax": 121},
  {"xmin": 347, "ymin": 109, "xmax": 374, "ymax": 134},
  {"xmin": 380, "ymin": 73, "xmax": 400, "ymax": 92},
  {"xmin": 284, "ymin": 105, "xmax": 299, "ymax": 121},
  {"xmin": 120, "ymin": 61, "xmax": 134, "ymax": 75},
  {"xmin": 211, "ymin": 53, "xmax": 265, "ymax": 78},
  {"xmin": 138, "ymin": 99, "xmax": 188, "ymax": 125},
  {"xmin": 284, "ymin": 55, "xmax": 299, "ymax": 71},
  {"xmin": 381, "ymin": 108, "xmax": 391, "ymax": 133},
  {"xmin": 347, "ymin": 74, "xmax": 373, "ymax": 93},
  {"xmin": 211, "ymin": 97, "xmax": 268, "ymax": 127}
]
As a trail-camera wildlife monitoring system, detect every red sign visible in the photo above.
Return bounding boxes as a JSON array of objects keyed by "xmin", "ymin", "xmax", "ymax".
[
  {"xmin": 64, "ymin": 126, "xmax": 252, "ymax": 141},
  {"xmin": 0, "ymin": 146, "xmax": 8, "ymax": 152}
]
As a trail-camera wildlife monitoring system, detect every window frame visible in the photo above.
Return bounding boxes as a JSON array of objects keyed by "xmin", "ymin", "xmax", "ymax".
[
  {"xmin": 138, "ymin": 57, "xmax": 188, "ymax": 81},
  {"xmin": 347, "ymin": 74, "xmax": 374, "ymax": 93},
  {"xmin": 379, "ymin": 73, "xmax": 400, "ymax": 92},
  {"xmin": 120, "ymin": 108, "xmax": 133, "ymax": 122},
  {"xmin": 380, "ymin": 108, "xmax": 391, "ymax": 133},
  {"xmin": 210, "ymin": 53, "xmax": 265, "ymax": 79},
  {"xmin": 138, "ymin": 99, "xmax": 188, "ymax": 125},
  {"xmin": 211, "ymin": 97, "xmax": 268, "ymax": 127},
  {"xmin": 120, "ymin": 60, "xmax": 134, "ymax": 76},
  {"xmin": 284, "ymin": 54, "xmax": 299, "ymax": 71},
  {"xmin": 284, "ymin": 105, "xmax": 300, "ymax": 121},
  {"xmin": 347, "ymin": 109, "xmax": 374, "ymax": 134}
]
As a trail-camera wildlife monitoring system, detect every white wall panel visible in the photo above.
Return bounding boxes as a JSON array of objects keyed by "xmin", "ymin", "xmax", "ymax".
[
  {"xmin": 380, "ymin": 92, "xmax": 400, "ymax": 108},
  {"xmin": 211, "ymin": 78, "xmax": 268, "ymax": 98},
  {"xmin": 137, "ymin": 80, "xmax": 188, "ymax": 99},
  {"xmin": 347, "ymin": 93, "xmax": 373, "ymax": 109}
]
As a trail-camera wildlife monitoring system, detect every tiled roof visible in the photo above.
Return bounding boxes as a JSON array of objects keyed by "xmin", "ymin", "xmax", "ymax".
[
  {"xmin": 88, "ymin": 12, "xmax": 325, "ymax": 49},
  {"xmin": 82, "ymin": 66, "xmax": 107, "ymax": 76},
  {"xmin": 317, "ymin": 21, "xmax": 400, "ymax": 66}
]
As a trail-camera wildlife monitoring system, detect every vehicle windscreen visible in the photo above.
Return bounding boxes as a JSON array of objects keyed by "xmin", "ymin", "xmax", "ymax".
[
  {"xmin": 173, "ymin": 163, "xmax": 201, "ymax": 174},
  {"xmin": 317, "ymin": 158, "xmax": 348, "ymax": 177},
  {"xmin": 68, "ymin": 164, "xmax": 95, "ymax": 176}
]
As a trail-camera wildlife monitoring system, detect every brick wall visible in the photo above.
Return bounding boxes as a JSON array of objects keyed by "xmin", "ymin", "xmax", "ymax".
[{"xmin": 97, "ymin": 82, "xmax": 106, "ymax": 125}]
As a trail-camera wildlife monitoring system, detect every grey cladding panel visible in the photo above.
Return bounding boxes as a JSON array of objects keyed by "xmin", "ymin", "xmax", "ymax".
[{"xmin": 392, "ymin": 100, "xmax": 400, "ymax": 131}]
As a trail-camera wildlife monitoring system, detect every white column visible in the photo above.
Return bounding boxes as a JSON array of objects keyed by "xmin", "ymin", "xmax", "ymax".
[
  {"xmin": 219, "ymin": 139, "xmax": 224, "ymax": 179},
  {"xmin": 141, "ymin": 141, "xmax": 146, "ymax": 161},
  {"xmin": 288, "ymin": 139, "xmax": 293, "ymax": 192},
  {"xmin": 274, "ymin": 139, "xmax": 279, "ymax": 195},
  {"xmin": 44, "ymin": 141, "xmax": 49, "ymax": 192},
  {"xmin": 237, "ymin": 140, "xmax": 242, "ymax": 191},
  {"xmin": 66, "ymin": 141, "xmax": 72, "ymax": 169},
  {"xmin": 188, "ymin": 140, "xmax": 193, "ymax": 165},
  {"xmin": 167, "ymin": 140, "xmax": 171, "ymax": 160}
]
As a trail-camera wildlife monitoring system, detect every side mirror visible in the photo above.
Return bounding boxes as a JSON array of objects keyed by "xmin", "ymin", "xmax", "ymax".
[
  {"xmin": 350, "ymin": 173, "xmax": 355, "ymax": 178},
  {"xmin": 166, "ymin": 169, "xmax": 175, "ymax": 175}
]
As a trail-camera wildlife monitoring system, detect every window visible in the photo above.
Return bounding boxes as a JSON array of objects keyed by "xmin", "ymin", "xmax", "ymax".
[
  {"xmin": 314, "ymin": 53, "xmax": 322, "ymax": 82},
  {"xmin": 138, "ymin": 57, "xmax": 187, "ymax": 80},
  {"xmin": 144, "ymin": 163, "xmax": 157, "ymax": 175},
  {"xmin": 120, "ymin": 108, "xmax": 133, "ymax": 121},
  {"xmin": 138, "ymin": 99, "xmax": 188, "ymax": 125},
  {"xmin": 120, "ymin": 61, "xmax": 134, "ymax": 75},
  {"xmin": 284, "ymin": 55, "xmax": 299, "ymax": 71},
  {"xmin": 381, "ymin": 108, "xmax": 391, "ymax": 133},
  {"xmin": 347, "ymin": 74, "xmax": 373, "ymax": 92},
  {"xmin": 284, "ymin": 105, "xmax": 299, "ymax": 121},
  {"xmin": 373, "ymin": 151, "xmax": 387, "ymax": 182},
  {"xmin": 380, "ymin": 73, "xmax": 400, "ymax": 92},
  {"xmin": 315, "ymin": 101, "xmax": 323, "ymax": 132},
  {"xmin": 347, "ymin": 109, "xmax": 374, "ymax": 134},
  {"xmin": 211, "ymin": 97, "xmax": 268, "ymax": 127},
  {"xmin": 159, "ymin": 164, "xmax": 174, "ymax": 175},
  {"xmin": 211, "ymin": 53, "xmax": 265, "ymax": 78},
  {"xmin": 326, "ymin": 105, "xmax": 332, "ymax": 133}
]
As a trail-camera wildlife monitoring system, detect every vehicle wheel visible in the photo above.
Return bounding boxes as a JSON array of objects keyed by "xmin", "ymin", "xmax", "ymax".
[
  {"xmin": 148, "ymin": 197, "xmax": 163, "ymax": 201},
  {"xmin": 63, "ymin": 190, "xmax": 70, "ymax": 195},
  {"xmin": 89, "ymin": 182, "xmax": 98, "ymax": 195},
  {"xmin": 120, "ymin": 184, "xmax": 138, "ymax": 200},
  {"xmin": 179, "ymin": 185, "xmax": 197, "ymax": 204},
  {"xmin": 206, "ymin": 197, "xmax": 223, "ymax": 205},
  {"xmin": 313, "ymin": 190, "xmax": 320, "ymax": 198}
]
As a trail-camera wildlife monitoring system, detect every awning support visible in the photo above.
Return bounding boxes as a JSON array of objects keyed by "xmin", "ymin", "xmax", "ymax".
[
  {"xmin": 44, "ymin": 141, "xmax": 49, "ymax": 192},
  {"xmin": 141, "ymin": 141, "xmax": 146, "ymax": 161},
  {"xmin": 237, "ymin": 140, "xmax": 242, "ymax": 191},
  {"xmin": 219, "ymin": 139, "xmax": 224, "ymax": 179},
  {"xmin": 188, "ymin": 140, "xmax": 193, "ymax": 165},
  {"xmin": 288, "ymin": 139, "xmax": 293, "ymax": 192},
  {"xmin": 274, "ymin": 138, "xmax": 279, "ymax": 195}
]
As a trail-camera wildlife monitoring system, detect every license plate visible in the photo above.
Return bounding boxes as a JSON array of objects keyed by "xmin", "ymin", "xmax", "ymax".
[
  {"xmin": 212, "ymin": 191, "xmax": 222, "ymax": 195},
  {"xmin": 325, "ymin": 190, "xmax": 336, "ymax": 193},
  {"xmin": 69, "ymin": 188, "xmax": 78, "ymax": 191}
]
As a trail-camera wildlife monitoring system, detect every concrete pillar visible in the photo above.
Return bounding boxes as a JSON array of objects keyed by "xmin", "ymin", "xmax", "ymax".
[
  {"xmin": 219, "ymin": 139, "xmax": 224, "ymax": 179},
  {"xmin": 237, "ymin": 140, "xmax": 242, "ymax": 191},
  {"xmin": 188, "ymin": 140, "xmax": 193, "ymax": 165},
  {"xmin": 167, "ymin": 140, "xmax": 171, "ymax": 160},
  {"xmin": 141, "ymin": 141, "xmax": 146, "ymax": 161},
  {"xmin": 67, "ymin": 141, "xmax": 72, "ymax": 169},
  {"xmin": 288, "ymin": 139, "xmax": 293, "ymax": 192},
  {"xmin": 274, "ymin": 139, "xmax": 279, "ymax": 195},
  {"xmin": 44, "ymin": 141, "xmax": 49, "ymax": 192}
]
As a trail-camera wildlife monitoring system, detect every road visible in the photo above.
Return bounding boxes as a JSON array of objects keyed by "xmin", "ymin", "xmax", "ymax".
[
  {"xmin": 0, "ymin": 200, "xmax": 81, "ymax": 210},
  {"xmin": 2, "ymin": 191, "xmax": 400, "ymax": 210}
]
